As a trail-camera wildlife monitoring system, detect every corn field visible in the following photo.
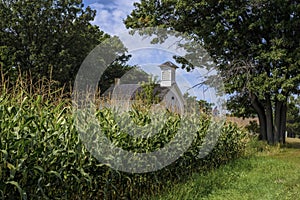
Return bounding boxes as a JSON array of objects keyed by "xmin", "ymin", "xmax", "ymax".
[{"xmin": 0, "ymin": 74, "xmax": 248, "ymax": 199}]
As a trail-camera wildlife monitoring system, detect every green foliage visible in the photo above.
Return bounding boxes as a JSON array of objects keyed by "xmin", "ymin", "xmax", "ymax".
[
  {"xmin": 183, "ymin": 92, "xmax": 214, "ymax": 115},
  {"xmin": 245, "ymin": 120, "xmax": 260, "ymax": 135},
  {"xmin": 125, "ymin": 0, "xmax": 300, "ymax": 144},
  {"xmin": 0, "ymin": 0, "xmax": 132, "ymax": 90},
  {"xmin": 0, "ymin": 75, "xmax": 248, "ymax": 199},
  {"xmin": 286, "ymin": 96, "xmax": 300, "ymax": 138},
  {"xmin": 96, "ymin": 108, "xmax": 180, "ymax": 153},
  {"xmin": 1, "ymin": 0, "xmax": 99, "ymax": 83},
  {"xmin": 226, "ymin": 92, "xmax": 257, "ymax": 118},
  {"xmin": 127, "ymin": 78, "xmax": 161, "ymax": 126},
  {"xmin": 0, "ymin": 79, "xmax": 98, "ymax": 199}
]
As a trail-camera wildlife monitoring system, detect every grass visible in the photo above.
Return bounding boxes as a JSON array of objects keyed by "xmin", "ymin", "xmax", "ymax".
[
  {"xmin": 149, "ymin": 137, "xmax": 300, "ymax": 200},
  {"xmin": 269, "ymin": 138, "xmax": 300, "ymax": 168}
]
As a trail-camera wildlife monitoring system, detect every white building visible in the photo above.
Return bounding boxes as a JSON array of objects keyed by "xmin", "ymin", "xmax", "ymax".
[{"xmin": 103, "ymin": 61, "xmax": 185, "ymax": 114}]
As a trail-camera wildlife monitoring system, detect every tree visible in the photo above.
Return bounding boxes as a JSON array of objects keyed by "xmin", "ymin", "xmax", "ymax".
[
  {"xmin": 183, "ymin": 92, "xmax": 214, "ymax": 115},
  {"xmin": 286, "ymin": 96, "xmax": 300, "ymax": 138},
  {"xmin": 0, "ymin": 0, "xmax": 131, "ymax": 89},
  {"xmin": 99, "ymin": 54, "xmax": 134, "ymax": 95},
  {"xmin": 125, "ymin": 0, "xmax": 300, "ymax": 144}
]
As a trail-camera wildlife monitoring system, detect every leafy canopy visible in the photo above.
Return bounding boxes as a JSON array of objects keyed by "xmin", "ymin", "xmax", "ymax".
[
  {"xmin": 126, "ymin": 0, "xmax": 300, "ymax": 99},
  {"xmin": 0, "ymin": 0, "xmax": 131, "ymax": 89}
]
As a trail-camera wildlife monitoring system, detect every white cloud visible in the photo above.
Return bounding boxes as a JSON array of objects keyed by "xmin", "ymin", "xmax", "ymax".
[{"xmin": 88, "ymin": 0, "xmax": 138, "ymax": 35}]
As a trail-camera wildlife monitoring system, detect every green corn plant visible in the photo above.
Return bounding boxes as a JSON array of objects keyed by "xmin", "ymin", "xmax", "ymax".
[{"xmin": 0, "ymin": 69, "xmax": 249, "ymax": 199}]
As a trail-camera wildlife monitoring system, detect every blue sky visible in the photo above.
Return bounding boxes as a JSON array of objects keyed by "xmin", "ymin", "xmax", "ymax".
[
  {"xmin": 82, "ymin": 0, "xmax": 227, "ymax": 109},
  {"xmin": 83, "ymin": 0, "xmax": 138, "ymax": 35}
]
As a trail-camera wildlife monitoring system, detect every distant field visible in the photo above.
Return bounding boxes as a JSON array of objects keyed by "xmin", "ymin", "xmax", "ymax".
[
  {"xmin": 285, "ymin": 137, "xmax": 300, "ymax": 149},
  {"xmin": 226, "ymin": 116, "xmax": 259, "ymax": 127}
]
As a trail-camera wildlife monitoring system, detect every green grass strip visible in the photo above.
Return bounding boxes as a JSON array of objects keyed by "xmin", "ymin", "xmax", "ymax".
[{"xmin": 151, "ymin": 147, "xmax": 300, "ymax": 200}]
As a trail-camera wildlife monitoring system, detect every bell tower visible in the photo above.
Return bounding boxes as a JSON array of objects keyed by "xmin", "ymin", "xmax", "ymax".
[{"xmin": 159, "ymin": 61, "xmax": 178, "ymax": 87}]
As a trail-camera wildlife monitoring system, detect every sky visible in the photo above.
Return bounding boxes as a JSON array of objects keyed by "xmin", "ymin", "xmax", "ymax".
[
  {"xmin": 83, "ymin": 0, "xmax": 137, "ymax": 35},
  {"xmin": 82, "ymin": 0, "xmax": 227, "ymax": 109}
]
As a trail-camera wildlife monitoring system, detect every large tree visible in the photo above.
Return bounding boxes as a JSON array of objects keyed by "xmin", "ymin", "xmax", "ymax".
[
  {"xmin": 0, "ymin": 0, "xmax": 130, "ymax": 89},
  {"xmin": 125, "ymin": 0, "xmax": 300, "ymax": 144}
]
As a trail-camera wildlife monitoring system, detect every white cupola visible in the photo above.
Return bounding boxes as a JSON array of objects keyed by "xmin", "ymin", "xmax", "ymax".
[{"xmin": 159, "ymin": 61, "xmax": 178, "ymax": 87}]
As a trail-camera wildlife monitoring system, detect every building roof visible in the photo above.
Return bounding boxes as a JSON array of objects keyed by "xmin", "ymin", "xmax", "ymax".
[
  {"xmin": 102, "ymin": 83, "xmax": 172, "ymax": 101},
  {"xmin": 102, "ymin": 84, "xmax": 139, "ymax": 100},
  {"xmin": 159, "ymin": 61, "xmax": 179, "ymax": 69},
  {"xmin": 131, "ymin": 84, "xmax": 171, "ymax": 101}
]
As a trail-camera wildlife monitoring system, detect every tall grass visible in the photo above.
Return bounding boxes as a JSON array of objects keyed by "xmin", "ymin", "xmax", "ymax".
[{"xmin": 0, "ymin": 71, "xmax": 248, "ymax": 199}]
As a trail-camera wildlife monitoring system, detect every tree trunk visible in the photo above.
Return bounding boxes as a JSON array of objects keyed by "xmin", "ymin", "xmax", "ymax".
[
  {"xmin": 265, "ymin": 94, "xmax": 274, "ymax": 144},
  {"xmin": 274, "ymin": 100, "xmax": 283, "ymax": 144},
  {"xmin": 258, "ymin": 112, "xmax": 267, "ymax": 141},
  {"xmin": 274, "ymin": 97, "xmax": 288, "ymax": 144},
  {"xmin": 250, "ymin": 93, "xmax": 267, "ymax": 140}
]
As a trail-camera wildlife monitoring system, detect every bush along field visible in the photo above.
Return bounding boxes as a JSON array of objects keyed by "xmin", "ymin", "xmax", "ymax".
[{"xmin": 0, "ymin": 76, "xmax": 248, "ymax": 200}]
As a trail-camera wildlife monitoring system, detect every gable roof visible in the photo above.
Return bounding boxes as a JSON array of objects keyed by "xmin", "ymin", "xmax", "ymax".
[
  {"xmin": 131, "ymin": 84, "xmax": 171, "ymax": 101},
  {"xmin": 102, "ymin": 83, "xmax": 172, "ymax": 101},
  {"xmin": 159, "ymin": 61, "xmax": 179, "ymax": 69}
]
